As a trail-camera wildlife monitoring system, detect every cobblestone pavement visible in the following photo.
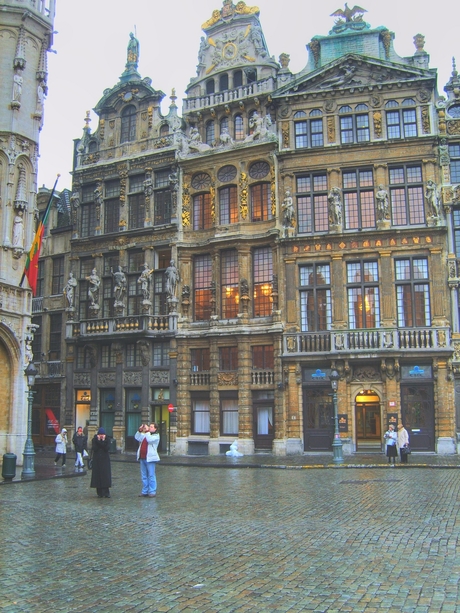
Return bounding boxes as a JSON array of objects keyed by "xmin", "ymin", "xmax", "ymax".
[{"xmin": 1, "ymin": 462, "xmax": 460, "ymax": 612}]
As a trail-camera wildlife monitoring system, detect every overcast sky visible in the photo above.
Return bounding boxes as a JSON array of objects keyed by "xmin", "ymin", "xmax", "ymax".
[{"xmin": 38, "ymin": 0, "xmax": 457, "ymax": 190}]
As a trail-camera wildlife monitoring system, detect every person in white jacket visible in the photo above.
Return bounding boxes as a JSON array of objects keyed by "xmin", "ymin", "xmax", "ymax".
[
  {"xmin": 54, "ymin": 428, "xmax": 68, "ymax": 467},
  {"xmin": 397, "ymin": 423, "xmax": 410, "ymax": 464},
  {"xmin": 134, "ymin": 422, "xmax": 160, "ymax": 497}
]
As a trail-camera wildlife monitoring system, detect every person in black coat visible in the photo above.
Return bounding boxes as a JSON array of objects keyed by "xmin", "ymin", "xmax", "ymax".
[{"xmin": 90, "ymin": 428, "xmax": 112, "ymax": 498}]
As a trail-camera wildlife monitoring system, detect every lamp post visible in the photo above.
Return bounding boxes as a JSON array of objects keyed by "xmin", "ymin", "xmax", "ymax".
[
  {"xmin": 168, "ymin": 403, "xmax": 174, "ymax": 455},
  {"xmin": 22, "ymin": 361, "xmax": 38, "ymax": 479},
  {"xmin": 329, "ymin": 368, "xmax": 344, "ymax": 464}
]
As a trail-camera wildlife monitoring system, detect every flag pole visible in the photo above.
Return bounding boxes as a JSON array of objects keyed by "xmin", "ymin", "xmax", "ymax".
[{"xmin": 20, "ymin": 174, "xmax": 60, "ymax": 289}]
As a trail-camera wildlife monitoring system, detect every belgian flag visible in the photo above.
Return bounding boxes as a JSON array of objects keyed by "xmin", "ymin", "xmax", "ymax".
[{"xmin": 20, "ymin": 174, "xmax": 60, "ymax": 295}]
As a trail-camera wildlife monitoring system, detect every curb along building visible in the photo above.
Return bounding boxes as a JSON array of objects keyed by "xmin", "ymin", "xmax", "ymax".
[{"xmin": 35, "ymin": 1, "xmax": 459, "ymax": 456}]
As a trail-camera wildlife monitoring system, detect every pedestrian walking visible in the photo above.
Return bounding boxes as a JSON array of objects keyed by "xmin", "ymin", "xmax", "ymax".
[
  {"xmin": 72, "ymin": 426, "xmax": 88, "ymax": 469},
  {"xmin": 54, "ymin": 428, "xmax": 68, "ymax": 467},
  {"xmin": 90, "ymin": 428, "xmax": 112, "ymax": 498},
  {"xmin": 384, "ymin": 424, "xmax": 397, "ymax": 464},
  {"xmin": 134, "ymin": 422, "xmax": 160, "ymax": 497},
  {"xmin": 397, "ymin": 423, "xmax": 410, "ymax": 464}
]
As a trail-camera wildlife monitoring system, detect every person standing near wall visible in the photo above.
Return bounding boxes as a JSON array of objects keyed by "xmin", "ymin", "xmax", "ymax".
[{"xmin": 134, "ymin": 422, "xmax": 160, "ymax": 498}]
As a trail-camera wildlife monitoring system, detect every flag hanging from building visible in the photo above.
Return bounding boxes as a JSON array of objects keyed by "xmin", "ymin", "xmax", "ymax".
[{"xmin": 20, "ymin": 175, "xmax": 60, "ymax": 295}]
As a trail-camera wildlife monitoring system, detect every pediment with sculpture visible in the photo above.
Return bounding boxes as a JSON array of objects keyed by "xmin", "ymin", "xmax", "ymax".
[{"xmin": 274, "ymin": 55, "xmax": 435, "ymax": 98}]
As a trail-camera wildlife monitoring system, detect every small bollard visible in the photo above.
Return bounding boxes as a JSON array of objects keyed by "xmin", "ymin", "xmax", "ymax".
[{"xmin": 2, "ymin": 453, "xmax": 17, "ymax": 481}]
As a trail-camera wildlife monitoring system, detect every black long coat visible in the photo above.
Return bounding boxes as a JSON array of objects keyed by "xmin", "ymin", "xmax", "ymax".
[{"xmin": 90, "ymin": 435, "xmax": 112, "ymax": 489}]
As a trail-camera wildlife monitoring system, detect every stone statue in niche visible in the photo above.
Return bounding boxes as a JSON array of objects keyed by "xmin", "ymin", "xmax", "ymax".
[
  {"xmin": 137, "ymin": 263, "xmax": 153, "ymax": 302},
  {"xmin": 12, "ymin": 210, "xmax": 24, "ymax": 248},
  {"xmin": 328, "ymin": 188, "xmax": 342, "ymax": 226},
  {"xmin": 86, "ymin": 268, "xmax": 100, "ymax": 307},
  {"xmin": 282, "ymin": 190, "xmax": 295, "ymax": 227},
  {"xmin": 376, "ymin": 185, "xmax": 390, "ymax": 221},
  {"xmin": 112, "ymin": 266, "xmax": 127, "ymax": 305},
  {"xmin": 64, "ymin": 272, "xmax": 78, "ymax": 309},
  {"xmin": 165, "ymin": 260, "xmax": 179, "ymax": 299},
  {"xmin": 425, "ymin": 180, "xmax": 440, "ymax": 218}
]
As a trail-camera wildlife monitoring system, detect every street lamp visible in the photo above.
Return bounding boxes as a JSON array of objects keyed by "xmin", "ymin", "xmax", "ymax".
[
  {"xmin": 168, "ymin": 403, "xmax": 174, "ymax": 455},
  {"xmin": 22, "ymin": 361, "xmax": 38, "ymax": 478},
  {"xmin": 329, "ymin": 368, "xmax": 344, "ymax": 464}
]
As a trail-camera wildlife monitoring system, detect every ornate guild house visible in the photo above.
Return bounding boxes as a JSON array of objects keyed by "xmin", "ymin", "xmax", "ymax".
[{"xmin": 23, "ymin": 1, "xmax": 460, "ymax": 458}]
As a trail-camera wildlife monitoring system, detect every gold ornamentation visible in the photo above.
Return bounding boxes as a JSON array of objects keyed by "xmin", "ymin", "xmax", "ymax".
[
  {"xmin": 373, "ymin": 111, "xmax": 382, "ymax": 138},
  {"xmin": 182, "ymin": 177, "xmax": 191, "ymax": 227},
  {"xmin": 327, "ymin": 116, "xmax": 335, "ymax": 143},
  {"xmin": 240, "ymin": 172, "xmax": 248, "ymax": 219},
  {"xmin": 148, "ymin": 106, "xmax": 153, "ymax": 129},
  {"xmin": 447, "ymin": 120, "xmax": 460, "ymax": 135},
  {"xmin": 210, "ymin": 184, "xmax": 216, "ymax": 224},
  {"xmin": 118, "ymin": 164, "xmax": 128, "ymax": 204},
  {"xmin": 421, "ymin": 106, "xmax": 430, "ymax": 134},
  {"xmin": 282, "ymin": 123, "xmax": 289, "ymax": 149},
  {"xmin": 99, "ymin": 119, "xmax": 105, "ymax": 141},
  {"xmin": 217, "ymin": 371, "xmax": 238, "ymax": 386},
  {"xmin": 271, "ymin": 166, "xmax": 276, "ymax": 218}
]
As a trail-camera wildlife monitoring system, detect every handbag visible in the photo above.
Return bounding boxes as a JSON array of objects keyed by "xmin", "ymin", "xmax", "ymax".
[{"xmin": 401, "ymin": 445, "xmax": 411, "ymax": 455}]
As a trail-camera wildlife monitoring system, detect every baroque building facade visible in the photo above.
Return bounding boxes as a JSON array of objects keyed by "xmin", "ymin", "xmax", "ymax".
[
  {"xmin": 0, "ymin": 0, "xmax": 56, "ymax": 459},
  {"xmin": 33, "ymin": 1, "xmax": 460, "ymax": 457}
]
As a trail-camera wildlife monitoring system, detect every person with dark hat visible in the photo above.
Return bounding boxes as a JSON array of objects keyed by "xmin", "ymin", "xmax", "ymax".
[{"xmin": 90, "ymin": 427, "xmax": 112, "ymax": 498}]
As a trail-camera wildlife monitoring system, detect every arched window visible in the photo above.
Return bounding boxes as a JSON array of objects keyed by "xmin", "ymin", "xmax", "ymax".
[
  {"xmin": 246, "ymin": 69, "xmax": 257, "ymax": 84},
  {"xmin": 233, "ymin": 70, "xmax": 243, "ymax": 88},
  {"xmin": 160, "ymin": 124, "xmax": 170, "ymax": 136},
  {"xmin": 121, "ymin": 105, "xmax": 136, "ymax": 143},
  {"xmin": 220, "ymin": 116, "xmax": 229, "ymax": 135},
  {"xmin": 205, "ymin": 120, "xmax": 215, "ymax": 145},
  {"xmin": 206, "ymin": 79, "xmax": 215, "ymax": 95},
  {"xmin": 219, "ymin": 73, "xmax": 229, "ymax": 91},
  {"xmin": 294, "ymin": 109, "xmax": 323, "ymax": 148},
  {"xmin": 234, "ymin": 114, "xmax": 244, "ymax": 140},
  {"xmin": 88, "ymin": 140, "xmax": 97, "ymax": 153},
  {"xmin": 248, "ymin": 109, "xmax": 258, "ymax": 135}
]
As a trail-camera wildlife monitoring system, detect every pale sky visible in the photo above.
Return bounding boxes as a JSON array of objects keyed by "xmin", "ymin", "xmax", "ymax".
[{"xmin": 38, "ymin": 0, "xmax": 458, "ymax": 190}]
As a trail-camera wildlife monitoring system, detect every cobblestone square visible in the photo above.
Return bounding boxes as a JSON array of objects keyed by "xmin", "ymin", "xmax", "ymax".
[{"xmin": 1, "ymin": 463, "xmax": 460, "ymax": 612}]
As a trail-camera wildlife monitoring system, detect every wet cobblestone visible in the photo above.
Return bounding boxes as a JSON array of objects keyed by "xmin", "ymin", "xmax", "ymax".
[{"xmin": 1, "ymin": 457, "xmax": 460, "ymax": 612}]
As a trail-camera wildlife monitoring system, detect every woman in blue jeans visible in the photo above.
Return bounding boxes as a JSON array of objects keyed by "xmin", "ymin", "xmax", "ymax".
[{"xmin": 134, "ymin": 422, "xmax": 160, "ymax": 497}]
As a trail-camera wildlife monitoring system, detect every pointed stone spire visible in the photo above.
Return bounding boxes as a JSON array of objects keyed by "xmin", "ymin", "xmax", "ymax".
[{"xmin": 444, "ymin": 57, "xmax": 460, "ymax": 100}]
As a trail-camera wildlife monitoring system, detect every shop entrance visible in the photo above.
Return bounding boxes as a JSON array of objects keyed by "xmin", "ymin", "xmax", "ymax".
[{"xmin": 355, "ymin": 390, "xmax": 381, "ymax": 451}]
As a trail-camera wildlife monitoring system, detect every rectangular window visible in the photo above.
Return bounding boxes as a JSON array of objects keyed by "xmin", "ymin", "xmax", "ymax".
[
  {"xmin": 221, "ymin": 250, "xmax": 239, "ymax": 318},
  {"xmin": 395, "ymin": 258, "xmax": 431, "ymax": 327},
  {"xmin": 155, "ymin": 170, "xmax": 170, "ymax": 188},
  {"xmin": 251, "ymin": 183, "xmax": 272, "ymax": 222},
  {"xmin": 194, "ymin": 255, "xmax": 212, "ymax": 321},
  {"xmin": 153, "ymin": 270, "xmax": 167, "ymax": 315},
  {"xmin": 191, "ymin": 348, "xmax": 210, "ymax": 371},
  {"xmin": 105, "ymin": 180, "xmax": 120, "ymax": 198},
  {"xmin": 192, "ymin": 399, "xmax": 210, "ymax": 434},
  {"xmin": 79, "ymin": 259, "xmax": 95, "ymax": 319},
  {"xmin": 299, "ymin": 264, "xmax": 331, "ymax": 331},
  {"xmin": 101, "ymin": 345, "xmax": 116, "ymax": 368},
  {"xmin": 129, "ymin": 193, "xmax": 145, "ymax": 229},
  {"xmin": 389, "ymin": 165, "xmax": 424, "ymax": 226},
  {"xmin": 104, "ymin": 198, "xmax": 120, "ymax": 233},
  {"xmin": 296, "ymin": 173, "xmax": 328, "ymax": 233},
  {"xmin": 154, "ymin": 190, "xmax": 171, "ymax": 225},
  {"xmin": 340, "ymin": 112, "xmax": 370, "ymax": 144},
  {"xmin": 454, "ymin": 209, "xmax": 460, "ymax": 257},
  {"xmin": 129, "ymin": 175, "xmax": 144, "ymax": 192},
  {"xmin": 81, "ymin": 203, "xmax": 97, "ymax": 237},
  {"xmin": 126, "ymin": 252, "xmax": 143, "ymax": 316},
  {"xmin": 153, "ymin": 342, "xmax": 170, "ymax": 367},
  {"xmin": 193, "ymin": 193, "xmax": 212, "ymax": 230},
  {"xmin": 48, "ymin": 313, "xmax": 62, "ymax": 361},
  {"xmin": 219, "ymin": 346, "xmax": 238, "ymax": 371},
  {"xmin": 36, "ymin": 260, "xmax": 45, "ymax": 298},
  {"xmin": 449, "ymin": 143, "xmax": 460, "ymax": 183},
  {"xmin": 386, "ymin": 108, "xmax": 418, "ymax": 139},
  {"xmin": 347, "ymin": 261, "xmax": 380, "ymax": 329},
  {"xmin": 342, "ymin": 169, "xmax": 375, "ymax": 229},
  {"xmin": 252, "ymin": 345, "xmax": 274, "ymax": 370},
  {"xmin": 221, "ymin": 397, "xmax": 238, "ymax": 435},
  {"xmin": 51, "ymin": 257, "xmax": 64, "ymax": 295},
  {"xmin": 253, "ymin": 247, "xmax": 273, "ymax": 317},
  {"xmin": 126, "ymin": 343, "xmax": 142, "ymax": 368},
  {"xmin": 219, "ymin": 186, "xmax": 238, "ymax": 224}
]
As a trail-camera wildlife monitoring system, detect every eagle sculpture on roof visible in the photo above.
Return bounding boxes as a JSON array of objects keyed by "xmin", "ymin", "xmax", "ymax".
[{"xmin": 331, "ymin": 4, "xmax": 367, "ymax": 22}]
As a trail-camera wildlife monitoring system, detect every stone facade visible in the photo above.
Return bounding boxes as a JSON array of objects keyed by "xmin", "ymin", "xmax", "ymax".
[
  {"xmin": 31, "ymin": 2, "xmax": 460, "ymax": 456},
  {"xmin": 0, "ymin": 0, "xmax": 56, "ymax": 459}
]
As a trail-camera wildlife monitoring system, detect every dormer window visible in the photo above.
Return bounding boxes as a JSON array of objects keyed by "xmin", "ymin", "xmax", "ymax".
[
  {"xmin": 160, "ymin": 124, "xmax": 170, "ymax": 137},
  {"xmin": 88, "ymin": 140, "xmax": 97, "ymax": 153},
  {"xmin": 121, "ymin": 105, "xmax": 136, "ymax": 143},
  {"xmin": 219, "ymin": 73, "xmax": 229, "ymax": 92},
  {"xmin": 246, "ymin": 69, "xmax": 257, "ymax": 84},
  {"xmin": 233, "ymin": 70, "xmax": 243, "ymax": 88},
  {"xmin": 206, "ymin": 79, "xmax": 215, "ymax": 95}
]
